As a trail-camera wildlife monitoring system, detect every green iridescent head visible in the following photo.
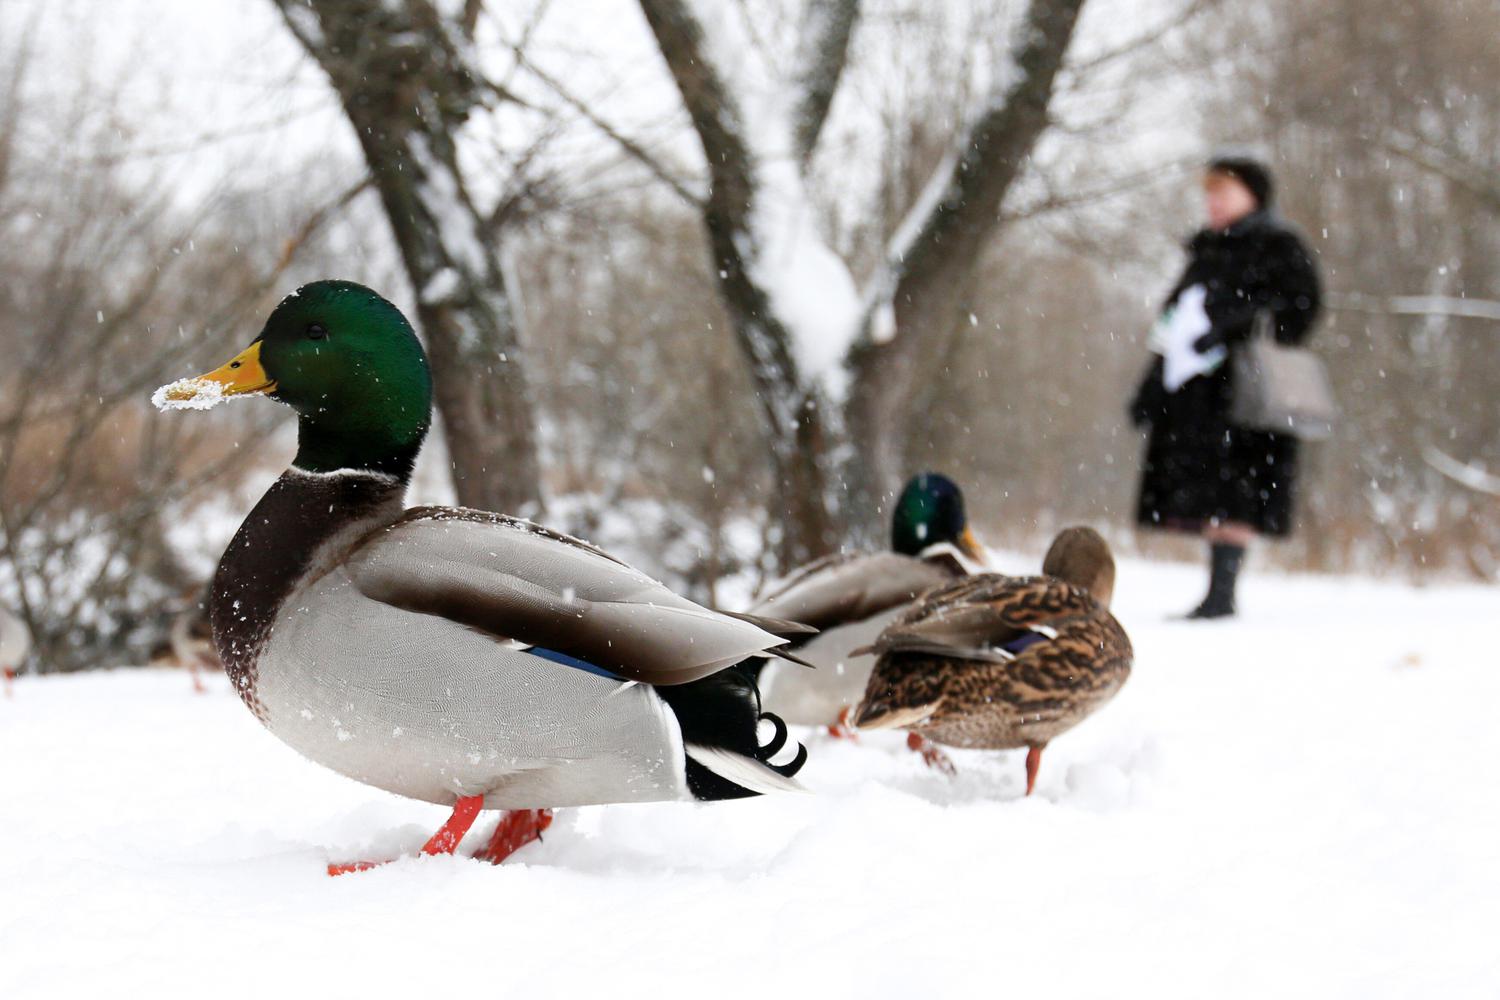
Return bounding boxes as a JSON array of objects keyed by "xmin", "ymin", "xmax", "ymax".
[
  {"xmin": 170, "ymin": 281, "xmax": 432, "ymax": 479},
  {"xmin": 890, "ymin": 472, "xmax": 985, "ymax": 562}
]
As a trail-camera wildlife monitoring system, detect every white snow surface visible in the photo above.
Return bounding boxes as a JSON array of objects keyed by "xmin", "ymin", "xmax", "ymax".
[{"xmin": 2, "ymin": 556, "xmax": 1497, "ymax": 998}]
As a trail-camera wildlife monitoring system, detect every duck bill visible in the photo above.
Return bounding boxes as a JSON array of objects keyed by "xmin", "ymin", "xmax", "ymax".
[
  {"xmin": 165, "ymin": 341, "xmax": 277, "ymax": 403},
  {"xmin": 956, "ymin": 527, "xmax": 988, "ymax": 566}
]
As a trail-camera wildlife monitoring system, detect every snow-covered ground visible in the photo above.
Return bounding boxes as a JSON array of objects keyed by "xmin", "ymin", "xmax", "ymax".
[{"xmin": 2, "ymin": 555, "xmax": 1496, "ymax": 999}]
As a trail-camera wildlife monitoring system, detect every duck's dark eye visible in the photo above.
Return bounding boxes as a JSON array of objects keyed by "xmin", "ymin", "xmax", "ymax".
[{"xmin": 306, "ymin": 323, "xmax": 328, "ymax": 341}]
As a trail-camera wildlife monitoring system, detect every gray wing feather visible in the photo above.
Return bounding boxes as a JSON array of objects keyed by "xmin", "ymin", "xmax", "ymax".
[
  {"xmin": 346, "ymin": 513, "xmax": 788, "ymax": 685},
  {"xmin": 865, "ymin": 603, "xmax": 1028, "ymax": 657},
  {"xmin": 748, "ymin": 551, "xmax": 959, "ymax": 629}
]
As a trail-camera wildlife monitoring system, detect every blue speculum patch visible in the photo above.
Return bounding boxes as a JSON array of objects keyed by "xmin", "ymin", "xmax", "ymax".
[
  {"xmin": 999, "ymin": 631, "xmax": 1049, "ymax": 656},
  {"xmin": 524, "ymin": 645, "xmax": 626, "ymax": 680}
]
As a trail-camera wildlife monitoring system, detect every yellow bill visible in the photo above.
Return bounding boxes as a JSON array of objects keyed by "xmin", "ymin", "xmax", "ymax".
[
  {"xmin": 152, "ymin": 341, "xmax": 276, "ymax": 411},
  {"xmin": 957, "ymin": 526, "xmax": 988, "ymax": 566}
]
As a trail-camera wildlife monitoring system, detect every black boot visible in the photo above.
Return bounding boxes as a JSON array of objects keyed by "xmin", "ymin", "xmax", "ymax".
[{"xmin": 1184, "ymin": 543, "xmax": 1244, "ymax": 620}]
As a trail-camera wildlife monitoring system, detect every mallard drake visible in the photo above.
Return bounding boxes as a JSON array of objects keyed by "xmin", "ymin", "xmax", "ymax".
[
  {"xmin": 749, "ymin": 473, "xmax": 986, "ymax": 735},
  {"xmin": 154, "ymin": 280, "xmax": 810, "ymax": 874},
  {"xmin": 853, "ymin": 526, "xmax": 1130, "ymax": 795},
  {"xmin": 1, "ymin": 603, "xmax": 30, "ymax": 698}
]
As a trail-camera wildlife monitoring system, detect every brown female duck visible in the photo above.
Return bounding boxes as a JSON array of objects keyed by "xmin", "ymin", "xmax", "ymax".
[{"xmin": 853, "ymin": 527, "xmax": 1131, "ymax": 795}]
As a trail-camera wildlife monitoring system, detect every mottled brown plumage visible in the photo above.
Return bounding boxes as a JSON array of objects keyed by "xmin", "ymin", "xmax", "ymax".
[{"xmin": 853, "ymin": 527, "xmax": 1131, "ymax": 794}]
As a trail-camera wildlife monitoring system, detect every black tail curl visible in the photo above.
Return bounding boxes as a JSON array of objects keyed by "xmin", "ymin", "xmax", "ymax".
[
  {"xmin": 656, "ymin": 665, "xmax": 809, "ymax": 801},
  {"xmin": 754, "ymin": 710, "xmax": 809, "ymax": 778}
]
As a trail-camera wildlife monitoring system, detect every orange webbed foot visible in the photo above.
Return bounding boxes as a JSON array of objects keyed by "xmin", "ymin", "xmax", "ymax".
[
  {"xmin": 327, "ymin": 795, "xmax": 485, "ymax": 876},
  {"xmin": 826, "ymin": 704, "xmax": 860, "ymax": 742},
  {"xmin": 907, "ymin": 732, "xmax": 957, "ymax": 777},
  {"xmin": 1024, "ymin": 745, "xmax": 1044, "ymax": 796},
  {"xmin": 474, "ymin": 809, "xmax": 553, "ymax": 865}
]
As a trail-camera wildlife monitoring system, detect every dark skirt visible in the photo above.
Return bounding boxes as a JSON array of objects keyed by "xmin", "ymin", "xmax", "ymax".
[{"xmin": 1135, "ymin": 366, "xmax": 1300, "ymax": 537}]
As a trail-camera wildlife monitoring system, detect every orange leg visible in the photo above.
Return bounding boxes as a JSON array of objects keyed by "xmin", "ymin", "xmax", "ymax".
[
  {"xmin": 474, "ymin": 809, "xmax": 553, "ymax": 865},
  {"xmin": 189, "ymin": 657, "xmax": 207, "ymax": 695},
  {"xmin": 826, "ymin": 704, "xmax": 860, "ymax": 741},
  {"xmin": 327, "ymin": 794, "xmax": 485, "ymax": 876},
  {"xmin": 907, "ymin": 732, "xmax": 957, "ymax": 777},
  {"xmin": 1024, "ymin": 745, "xmax": 1044, "ymax": 796},
  {"xmin": 2, "ymin": 667, "xmax": 13, "ymax": 698}
]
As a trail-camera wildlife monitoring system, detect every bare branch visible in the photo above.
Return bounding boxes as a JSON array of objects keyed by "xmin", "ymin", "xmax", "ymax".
[
  {"xmin": 0, "ymin": 3, "xmax": 43, "ymax": 195},
  {"xmin": 1328, "ymin": 292, "xmax": 1500, "ymax": 324},
  {"xmin": 272, "ymin": 175, "xmax": 373, "ymax": 275},
  {"xmin": 792, "ymin": 0, "xmax": 861, "ymax": 167},
  {"xmin": 1381, "ymin": 131, "xmax": 1500, "ymax": 214},
  {"xmin": 480, "ymin": 132, "xmax": 563, "ymax": 236},
  {"xmin": 513, "ymin": 50, "xmax": 704, "ymax": 206},
  {"xmin": 460, "ymin": 0, "xmax": 483, "ymax": 39},
  {"xmin": 1001, "ymin": 154, "xmax": 1199, "ymax": 222},
  {"xmin": 1063, "ymin": 0, "xmax": 1221, "ymax": 77},
  {"xmin": 637, "ymin": 0, "xmax": 757, "ymax": 214},
  {"xmin": 77, "ymin": 105, "xmax": 331, "ymax": 168},
  {"xmin": 1424, "ymin": 445, "xmax": 1500, "ymax": 497}
]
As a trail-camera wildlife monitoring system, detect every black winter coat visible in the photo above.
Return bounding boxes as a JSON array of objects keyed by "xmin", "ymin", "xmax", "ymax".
[{"xmin": 1131, "ymin": 211, "xmax": 1321, "ymax": 537}]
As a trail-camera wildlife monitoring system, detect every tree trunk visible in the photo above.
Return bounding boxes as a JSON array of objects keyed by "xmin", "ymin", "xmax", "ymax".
[
  {"xmin": 271, "ymin": 0, "xmax": 542, "ymax": 513},
  {"xmin": 638, "ymin": 0, "xmax": 848, "ymax": 567}
]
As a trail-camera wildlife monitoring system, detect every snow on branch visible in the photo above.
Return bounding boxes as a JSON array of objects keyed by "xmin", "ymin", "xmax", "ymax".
[
  {"xmin": 641, "ymin": 0, "xmax": 862, "ymax": 402},
  {"xmin": 1423, "ymin": 446, "xmax": 1500, "ymax": 497},
  {"xmin": 1330, "ymin": 293, "xmax": 1500, "ymax": 324},
  {"xmin": 861, "ymin": 145, "xmax": 961, "ymax": 344}
]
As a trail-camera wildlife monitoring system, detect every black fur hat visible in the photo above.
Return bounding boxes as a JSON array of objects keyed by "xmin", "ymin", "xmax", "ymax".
[{"xmin": 1207, "ymin": 154, "xmax": 1274, "ymax": 209}]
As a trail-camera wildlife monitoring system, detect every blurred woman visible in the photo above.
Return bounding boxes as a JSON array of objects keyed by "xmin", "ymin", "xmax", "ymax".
[{"xmin": 1130, "ymin": 156, "xmax": 1322, "ymax": 618}]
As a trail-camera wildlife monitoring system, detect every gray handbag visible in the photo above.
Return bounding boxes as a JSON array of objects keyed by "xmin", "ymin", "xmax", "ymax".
[{"xmin": 1229, "ymin": 311, "xmax": 1337, "ymax": 440}]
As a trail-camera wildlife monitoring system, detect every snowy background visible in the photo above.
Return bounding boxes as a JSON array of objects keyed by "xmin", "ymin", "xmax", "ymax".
[{"xmin": 5, "ymin": 0, "xmax": 1498, "ymax": 669}]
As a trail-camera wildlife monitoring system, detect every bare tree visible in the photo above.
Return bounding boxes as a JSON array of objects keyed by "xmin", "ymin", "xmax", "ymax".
[
  {"xmin": 636, "ymin": 0, "xmax": 1088, "ymax": 564},
  {"xmin": 0, "ymin": 48, "xmax": 362, "ymax": 668},
  {"xmin": 270, "ymin": 0, "xmax": 543, "ymax": 514}
]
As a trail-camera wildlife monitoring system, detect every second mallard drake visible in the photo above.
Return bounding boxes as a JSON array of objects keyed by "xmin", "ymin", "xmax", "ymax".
[
  {"xmin": 854, "ymin": 526, "xmax": 1131, "ymax": 795},
  {"xmin": 748, "ymin": 473, "xmax": 987, "ymax": 733}
]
